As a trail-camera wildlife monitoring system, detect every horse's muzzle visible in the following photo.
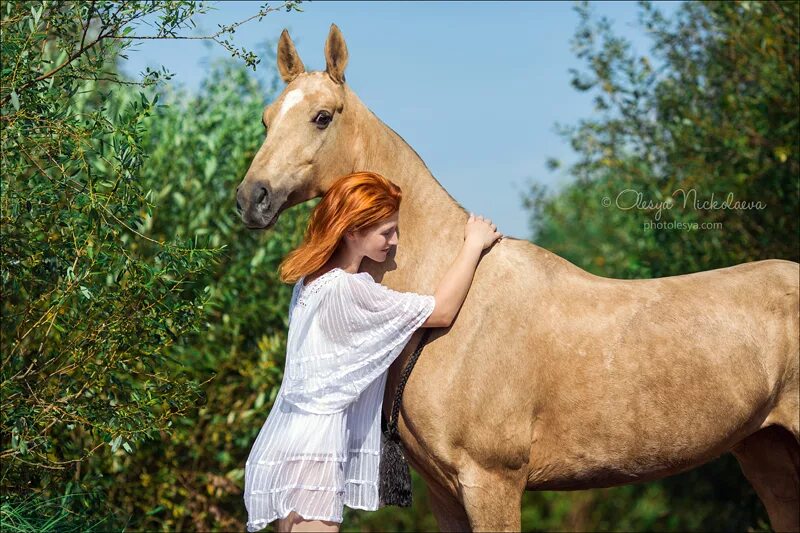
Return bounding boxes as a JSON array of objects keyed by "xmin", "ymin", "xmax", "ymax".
[{"xmin": 236, "ymin": 182, "xmax": 274, "ymax": 228}]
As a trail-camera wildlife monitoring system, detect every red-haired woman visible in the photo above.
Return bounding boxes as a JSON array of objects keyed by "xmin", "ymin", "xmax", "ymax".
[{"xmin": 243, "ymin": 171, "xmax": 502, "ymax": 532}]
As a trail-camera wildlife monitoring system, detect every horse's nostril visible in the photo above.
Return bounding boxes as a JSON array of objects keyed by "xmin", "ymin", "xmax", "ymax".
[
  {"xmin": 256, "ymin": 187, "xmax": 268, "ymax": 205},
  {"xmin": 236, "ymin": 198, "xmax": 243, "ymax": 213}
]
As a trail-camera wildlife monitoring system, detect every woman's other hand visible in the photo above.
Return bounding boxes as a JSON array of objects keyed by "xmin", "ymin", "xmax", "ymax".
[{"xmin": 465, "ymin": 212, "xmax": 503, "ymax": 251}]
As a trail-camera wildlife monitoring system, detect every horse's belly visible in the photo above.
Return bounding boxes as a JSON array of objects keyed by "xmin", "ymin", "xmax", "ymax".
[{"xmin": 526, "ymin": 314, "xmax": 775, "ymax": 490}]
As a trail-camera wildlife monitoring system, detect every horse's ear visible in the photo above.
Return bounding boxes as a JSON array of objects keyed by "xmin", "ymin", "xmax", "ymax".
[
  {"xmin": 277, "ymin": 28, "xmax": 305, "ymax": 84},
  {"xmin": 324, "ymin": 23, "xmax": 348, "ymax": 85}
]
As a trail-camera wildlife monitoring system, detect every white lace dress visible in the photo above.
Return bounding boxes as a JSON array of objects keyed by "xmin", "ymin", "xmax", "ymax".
[{"xmin": 243, "ymin": 267, "xmax": 436, "ymax": 530}]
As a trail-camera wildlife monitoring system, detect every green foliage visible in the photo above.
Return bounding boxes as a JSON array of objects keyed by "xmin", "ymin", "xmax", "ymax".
[
  {"xmin": 520, "ymin": 456, "xmax": 768, "ymax": 532},
  {"xmin": 1, "ymin": 1, "xmax": 304, "ymax": 531},
  {"xmin": 0, "ymin": 483, "xmax": 130, "ymax": 532},
  {"xmin": 529, "ymin": 0, "xmax": 798, "ymax": 279},
  {"xmin": 521, "ymin": 0, "xmax": 797, "ymax": 530},
  {"xmin": 2, "ymin": 0, "xmax": 219, "ymax": 498}
]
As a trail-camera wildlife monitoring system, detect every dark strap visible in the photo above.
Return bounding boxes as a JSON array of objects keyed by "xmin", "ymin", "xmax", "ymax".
[{"xmin": 384, "ymin": 327, "xmax": 434, "ymax": 442}]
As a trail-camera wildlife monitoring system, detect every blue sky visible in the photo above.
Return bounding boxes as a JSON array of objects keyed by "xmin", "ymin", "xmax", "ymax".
[{"xmin": 119, "ymin": 0, "xmax": 681, "ymax": 240}]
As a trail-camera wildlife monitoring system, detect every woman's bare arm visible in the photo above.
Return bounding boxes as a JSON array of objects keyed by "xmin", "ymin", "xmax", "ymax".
[
  {"xmin": 423, "ymin": 239, "xmax": 485, "ymax": 328},
  {"xmin": 422, "ymin": 214, "xmax": 501, "ymax": 328}
]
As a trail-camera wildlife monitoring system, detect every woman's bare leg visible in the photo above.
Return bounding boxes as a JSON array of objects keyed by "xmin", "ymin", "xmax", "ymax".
[{"xmin": 277, "ymin": 511, "xmax": 340, "ymax": 532}]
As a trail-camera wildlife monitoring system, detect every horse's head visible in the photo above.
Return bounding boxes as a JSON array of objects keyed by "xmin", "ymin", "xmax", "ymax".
[{"xmin": 236, "ymin": 23, "xmax": 355, "ymax": 229}]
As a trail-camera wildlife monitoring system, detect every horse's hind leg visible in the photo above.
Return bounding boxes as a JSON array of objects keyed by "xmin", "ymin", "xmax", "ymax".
[{"xmin": 731, "ymin": 424, "xmax": 800, "ymax": 532}]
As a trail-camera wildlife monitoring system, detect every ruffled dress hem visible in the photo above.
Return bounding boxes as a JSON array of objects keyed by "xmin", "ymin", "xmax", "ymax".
[{"xmin": 245, "ymin": 500, "xmax": 383, "ymax": 531}]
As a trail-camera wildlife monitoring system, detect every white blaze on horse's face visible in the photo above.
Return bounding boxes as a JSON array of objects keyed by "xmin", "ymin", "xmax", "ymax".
[
  {"xmin": 275, "ymin": 89, "xmax": 304, "ymax": 125},
  {"xmin": 236, "ymin": 24, "xmax": 351, "ymax": 230}
]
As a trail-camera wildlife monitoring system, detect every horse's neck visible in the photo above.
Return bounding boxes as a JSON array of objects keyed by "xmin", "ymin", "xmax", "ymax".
[
  {"xmin": 348, "ymin": 91, "xmax": 469, "ymax": 288},
  {"xmin": 345, "ymin": 88, "xmax": 585, "ymax": 289}
]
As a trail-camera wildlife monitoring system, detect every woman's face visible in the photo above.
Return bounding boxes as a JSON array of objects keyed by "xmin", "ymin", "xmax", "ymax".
[{"xmin": 355, "ymin": 212, "xmax": 399, "ymax": 263}]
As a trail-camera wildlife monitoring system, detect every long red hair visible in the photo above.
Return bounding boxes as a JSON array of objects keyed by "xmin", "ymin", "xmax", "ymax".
[{"xmin": 279, "ymin": 171, "xmax": 402, "ymax": 284}]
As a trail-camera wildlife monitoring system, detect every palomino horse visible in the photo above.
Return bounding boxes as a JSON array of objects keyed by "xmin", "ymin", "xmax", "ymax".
[{"xmin": 236, "ymin": 24, "xmax": 800, "ymax": 532}]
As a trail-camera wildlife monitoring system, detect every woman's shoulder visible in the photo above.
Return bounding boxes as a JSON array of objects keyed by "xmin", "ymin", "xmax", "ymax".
[
  {"xmin": 319, "ymin": 270, "xmax": 385, "ymax": 307},
  {"xmin": 334, "ymin": 269, "xmax": 373, "ymax": 286},
  {"xmin": 303, "ymin": 269, "xmax": 372, "ymax": 307}
]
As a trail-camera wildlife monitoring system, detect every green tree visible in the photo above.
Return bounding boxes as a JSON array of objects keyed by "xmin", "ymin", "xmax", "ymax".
[
  {"xmin": 1, "ymin": 1, "xmax": 302, "ymax": 531},
  {"xmin": 528, "ymin": 0, "xmax": 798, "ymax": 278}
]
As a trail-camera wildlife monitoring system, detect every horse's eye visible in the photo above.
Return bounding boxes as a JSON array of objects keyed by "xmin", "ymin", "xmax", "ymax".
[{"xmin": 314, "ymin": 111, "xmax": 332, "ymax": 128}]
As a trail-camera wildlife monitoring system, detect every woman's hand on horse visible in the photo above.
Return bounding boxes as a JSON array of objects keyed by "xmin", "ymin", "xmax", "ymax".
[{"xmin": 465, "ymin": 212, "xmax": 503, "ymax": 251}]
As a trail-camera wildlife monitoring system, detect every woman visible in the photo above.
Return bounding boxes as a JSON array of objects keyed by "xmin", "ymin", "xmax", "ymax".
[{"xmin": 243, "ymin": 171, "xmax": 502, "ymax": 532}]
